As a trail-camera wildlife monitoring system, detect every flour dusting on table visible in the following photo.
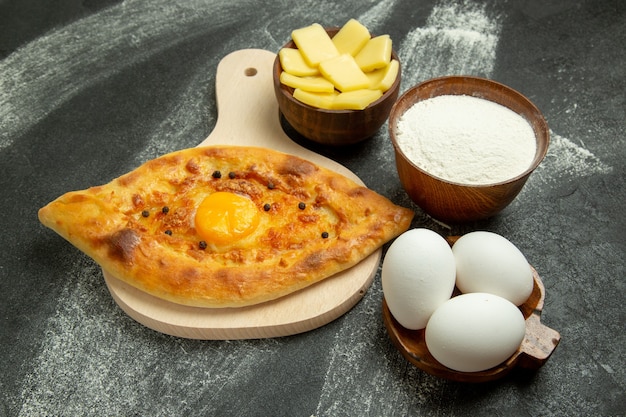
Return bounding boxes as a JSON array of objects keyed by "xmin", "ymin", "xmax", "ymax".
[
  {"xmin": 0, "ymin": 0, "xmax": 242, "ymax": 152},
  {"xmin": 398, "ymin": 0, "xmax": 502, "ymax": 89},
  {"xmin": 524, "ymin": 131, "xmax": 613, "ymax": 191}
]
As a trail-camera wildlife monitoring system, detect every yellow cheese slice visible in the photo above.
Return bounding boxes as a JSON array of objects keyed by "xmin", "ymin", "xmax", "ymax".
[
  {"xmin": 278, "ymin": 48, "xmax": 319, "ymax": 77},
  {"xmin": 280, "ymin": 72, "xmax": 335, "ymax": 93},
  {"xmin": 354, "ymin": 34, "xmax": 392, "ymax": 72},
  {"xmin": 291, "ymin": 23, "xmax": 339, "ymax": 67},
  {"xmin": 319, "ymin": 54, "xmax": 370, "ymax": 92},
  {"xmin": 366, "ymin": 59, "xmax": 399, "ymax": 92},
  {"xmin": 332, "ymin": 19, "xmax": 371, "ymax": 56},
  {"xmin": 293, "ymin": 88, "xmax": 338, "ymax": 110},
  {"xmin": 332, "ymin": 89, "xmax": 383, "ymax": 110}
]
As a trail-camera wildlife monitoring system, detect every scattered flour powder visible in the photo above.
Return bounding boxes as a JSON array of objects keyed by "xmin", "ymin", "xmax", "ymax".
[{"xmin": 395, "ymin": 95, "xmax": 537, "ymax": 185}]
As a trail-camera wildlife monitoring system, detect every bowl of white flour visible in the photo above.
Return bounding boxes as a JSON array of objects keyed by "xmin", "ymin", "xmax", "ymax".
[{"xmin": 389, "ymin": 76, "xmax": 549, "ymax": 223}]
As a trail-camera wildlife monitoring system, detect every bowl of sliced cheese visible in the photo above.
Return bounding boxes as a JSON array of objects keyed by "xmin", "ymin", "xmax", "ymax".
[{"xmin": 273, "ymin": 20, "xmax": 401, "ymax": 146}]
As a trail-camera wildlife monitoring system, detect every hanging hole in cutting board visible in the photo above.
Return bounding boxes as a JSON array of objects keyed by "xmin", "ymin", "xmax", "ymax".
[{"xmin": 245, "ymin": 67, "xmax": 257, "ymax": 76}]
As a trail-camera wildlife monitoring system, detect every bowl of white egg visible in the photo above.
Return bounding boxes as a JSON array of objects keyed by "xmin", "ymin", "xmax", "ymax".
[
  {"xmin": 388, "ymin": 76, "xmax": 549, "ymax": 223},
  {"xmin": 381, "ymin": 229, "xmax": 561, "ymax": 382}
]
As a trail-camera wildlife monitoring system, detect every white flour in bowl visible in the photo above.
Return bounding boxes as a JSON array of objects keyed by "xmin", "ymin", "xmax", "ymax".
[{"xmin": 395, "ymin": 95, "xmax": 537, "ymax": 185}]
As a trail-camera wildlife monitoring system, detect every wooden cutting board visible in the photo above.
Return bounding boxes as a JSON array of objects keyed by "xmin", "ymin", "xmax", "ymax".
[{"xmin": 102, "ymin": 49, "xmax": 381, "ymax": 340}]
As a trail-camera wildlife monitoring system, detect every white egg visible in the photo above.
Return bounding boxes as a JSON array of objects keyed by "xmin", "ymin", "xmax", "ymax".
[
  {"xmin": 382, "ymin": 228, "xmax": 456, "ymax": 330},
  {"xmin": 452, "ymin": 231, "xmax": 533, "ymax": 306},
  {"xmin": 425, "ymin": 292, "xmax": 526, "ymax": 372}
]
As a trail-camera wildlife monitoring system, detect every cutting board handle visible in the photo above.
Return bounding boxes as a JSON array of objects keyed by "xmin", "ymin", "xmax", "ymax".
[{"xmin": 199, "ymin": 49, "xmax": 281, "ymax": 147}]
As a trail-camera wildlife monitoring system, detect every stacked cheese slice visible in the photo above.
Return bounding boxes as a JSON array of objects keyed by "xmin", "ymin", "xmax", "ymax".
[{"xmin": 279, "ymin": 20, "xmax": 399, "ymax": 111}]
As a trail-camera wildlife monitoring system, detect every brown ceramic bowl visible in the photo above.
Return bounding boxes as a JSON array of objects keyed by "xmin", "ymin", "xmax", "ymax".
[
  {"xmin": 388, "ymin": 76, "xmax": 549, "ymax": 223},
  {"xmin": 273, "ymin": 28, "xmax": 401, "ymax": 146}
]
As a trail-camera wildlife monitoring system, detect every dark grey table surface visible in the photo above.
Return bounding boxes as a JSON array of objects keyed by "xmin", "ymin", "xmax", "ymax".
[{"xmin": 1, "ymin": 0, "xmax": 624, "ymax": 416}]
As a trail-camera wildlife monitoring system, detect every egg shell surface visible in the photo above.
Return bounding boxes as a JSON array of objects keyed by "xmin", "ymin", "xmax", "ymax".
[
  {"xmin": 382, "ymin": 228, "xmax": 456, "ymax": 330},
  {"xmin": 452, "ymin": 231, "xmax": 533, "ymax": 306},
  {"xmin": 425, "ymin": 292, "xmax": 526, "ymax": 373}
]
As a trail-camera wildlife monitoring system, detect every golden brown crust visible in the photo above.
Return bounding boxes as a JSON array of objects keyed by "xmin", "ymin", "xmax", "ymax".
[{"xmin": 38, "ymin": 146, "xmax": 413, "ymax": 307}]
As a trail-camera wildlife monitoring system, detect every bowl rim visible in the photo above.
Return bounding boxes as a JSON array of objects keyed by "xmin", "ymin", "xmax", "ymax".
[
  {"xmin": 388, "ymin": 75, "xmax": 550, "ymax": 188},
  {"xmin": 274, "ymin": 26, "xmax": 401, "ymax": 114}
]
